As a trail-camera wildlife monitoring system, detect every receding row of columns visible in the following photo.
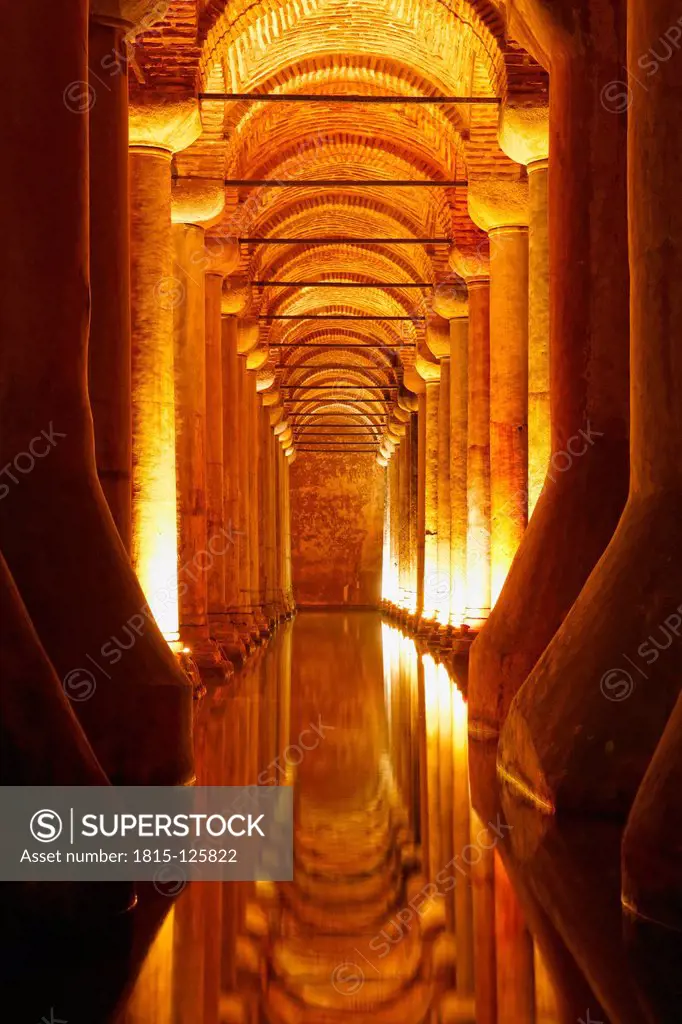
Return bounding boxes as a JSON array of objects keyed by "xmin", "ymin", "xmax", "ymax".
[
  {"xmin": 381, "ymin": 108, "xmax": 551, "ymax": 648},
  {"xmin": 381, "ymin": 0, "xmax": 682, "ymax": 933},
  {"xmin": 0, "ymin": 0, "xmax": 294, "ymax": 799}
]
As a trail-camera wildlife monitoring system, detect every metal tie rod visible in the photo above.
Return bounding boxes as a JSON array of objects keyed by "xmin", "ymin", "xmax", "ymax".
[
  {"xmin": 255, "ymin": 280, "xmax": 433, "ymax": 288},
  {"xmin": 199, "ymin": 93, "xmax": 500, "ymax": 105},
  {"xmin": 241, "ymin": 237, "xmax": 451, "ymax": 245},
  {"xmin": 262, "ymin": 314, "xmax": 423, "ymax": 321},
  {"xmin": 225, "ymin": 178, "xmax": 465, "ymax": 187},
  {"xmin": 272, "ymin": 343, "xmax": 414, "ymax": 349}
]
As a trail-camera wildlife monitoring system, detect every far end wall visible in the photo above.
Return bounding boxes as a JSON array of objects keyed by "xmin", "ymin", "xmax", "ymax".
[{"xmin": 290, "ymin": 453, "xmax": 385, "ymax": 607}]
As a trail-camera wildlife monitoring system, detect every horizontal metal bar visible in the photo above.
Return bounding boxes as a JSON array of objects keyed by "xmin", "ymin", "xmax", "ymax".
[
  {"xmin": 280, "ymin": 384, "xmax": 396, "ymax": 389},
  {"xmin": 284, "ymin": 411, "xmax": 385, "ymax": 415},
  {"xmin": 296, "ymin": 448, "xmax": 381, "ymax": 453},
  {"xmin": 276, "ymin": 363, "xmax": 399, "ymax": 371},
  {"xmin": 241, "ymin": 237, "xmax": 451, "ymax": 245},
  {"xmin": 285, "ymin": 398, "xmax": 389, "ymax": 404},
  {"xmin": 200, "ymin": 92, "xmax": 500, "ymax": 105},
  {"xmin": 255, "ymin": 280, "xmax": 433, "ymax": 288},
  {"xmin": 272, "ymin": 343, "xmax": 414, "ymax": 349},
  {"xmin": 226, "ymin": 179, "xmax": 465, "ymax": 187},
  {"xmin": 292, "ymin": 430, "xmax": 382, "ymax": 434},
  {"xmin": 262, "ymin": 314, "xmax": 423, "ymax": 321}
]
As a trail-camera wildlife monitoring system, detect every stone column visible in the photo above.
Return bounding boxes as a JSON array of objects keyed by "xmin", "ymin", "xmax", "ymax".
[
  {"xmin": 397, "ymin": 425, "xmax": 411, "ymax": 615},
  {"xmin": 450, "ymin": 313, "xmax": 469, "ymax": 629},
  {"xmin": 500, "ymin": 104, "xmax": 551, "ymax": 517},
  {"xmin": 259, "ymin": 399, "xmax": 277, "ymax": 627},
  {"xmin": 128, "ymin": 100, "xmax": 200, "ymax": 645},
  {"xmin": 262, "ymin": 385, "xmax": 286, "ymax": 620},
  {"xmin": 424, "ymin": 317, "xmax": 451, "ymax": 633},
  {"xmin": 282, "ymin": 446, "xmax": 294, "ymax": 616},
  {"xmin": 247, "ymin": 369, "xmax": 270, "ymax": 639},
  {"xmin": 475, "ymin": 0, "xmax": 630, "ymax": 742},
  {"xmin": 171, "ymin": 180, "xmax": 233, "ymax": 685},
  {"xmin": 0, "ymin": 0, "xmax": 194, "ymax": 785},
  {"xmin": 468, "ymin": 180, "xmax": 529, "ymax": 608},
  {"xmin": 433, "ymin": 288, "xmax": 470, "ymax": 630},
  {"xmin": 220, "ymin": 281, "xmax": 253, "ymax": 651},
  {"xmin": 205, "ymin": 255, "xmax": 244, "ymax": 666},
  {"xmin": 415, "ymin": 354, "xmax": 441, "ymax": 629},
  {"xmin": 450, "ymin": 254, "xmax": 492, "ymax": 633},
  {"xmin": 416, "ymin": 390, "xmax": 427, "ymax": 621},
  {"xmin": 88, "ymin": 2, "xmax": 160, "ymax": 549},
  {"xmin": 437, "ymin": 359, "xmax": 451, "ymax": 629}
]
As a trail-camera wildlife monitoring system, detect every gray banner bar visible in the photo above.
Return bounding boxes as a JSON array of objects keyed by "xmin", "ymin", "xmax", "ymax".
[{"xmin": 0, "ymin": 786, "xmax": 293, "ymax": 882}]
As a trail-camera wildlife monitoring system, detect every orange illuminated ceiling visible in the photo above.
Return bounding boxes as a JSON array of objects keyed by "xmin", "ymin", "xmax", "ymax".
[{"xmin": 133, "ymin": 0, "xmax": 546, "ymax": 457}]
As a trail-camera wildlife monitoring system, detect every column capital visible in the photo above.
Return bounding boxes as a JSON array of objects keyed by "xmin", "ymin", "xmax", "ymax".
[
  {"xmin": 246, "ymin": 345, "xmax": 270, "ymax": 371},
  {"xmin": 468, "ymin": 177, "xmax": 529, "ymax": 233},
  {"xmin": 432, "ymin": 279, "xmax": 469, "ymax": 321},
  {"xmin": 222, "ymin": 277, "xmax": 252, "ymax": 317},
  {"xmin": 129, "ymin": 94, "xmax": 201, "ymax": 153},
  {"xmin": 256, "ymin": 370, "xmax": 276, "ymax": 393},
  {"xmin": 236, "ymin": 316, "xmax": 259, "ymax": 355},
  {"xmin": 203, "ymin": 238, "xmax": 240, "ymax": 279},
  {"xmin": 449, "ymin": 243, "xmax": 490, "ymax": 284},
  {"xmin": 415, "ymin": 350, "xmax": 441, "ymax": 384},
  {"xmin": 171, "ymin": 178, "xmax": 225, "ymax": 227},
  {"xmin": 261, "ymin": 386, "xmax": 282, "ymax": 408},
  {"xmin": 425, "ymin": 315, "xmax": 450, "ymax": 361},
  {"xmin": 499, "ymin": 99, "xmax": 549, "ymax": 169},
  {"xmin": 268, "ymin": 403, "xmax": 285, "ymax": 427},
  {"xmin": 402, "ymin": 367, "xmax": 425, "ymax": 396}
]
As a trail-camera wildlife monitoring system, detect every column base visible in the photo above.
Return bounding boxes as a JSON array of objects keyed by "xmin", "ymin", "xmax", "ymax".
[
  {"xmin": 209, "ymin": 615, "xmax": 247, "ymax": 668},
  {"xmin": 172, "ymin": 645, "xmax": 205, "ymax": 701},
  {"xmin": 416, "ymin": 614, "xmax": 437, "ymax": 639},
  {"xmin": 231, "ymin": 611, "xmax": 261, "ymax": 648},
  {"xmin": 439, "ymin": 624, "xmax": 455, "ymax": 650},
  {"xmin": 179, "ymin": 634, "xmax": 234, "ymax": 688}
]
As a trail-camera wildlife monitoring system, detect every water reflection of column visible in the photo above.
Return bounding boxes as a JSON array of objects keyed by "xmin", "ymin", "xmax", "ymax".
[
  {"xmin": 202, "ymin": 701, "xmax": 227, "ymax": 1024},
  {"xmin": 452, "ymin": 687, "xmax": 474, "ymax": 995},
  {"xmin": 471, "ymin": 810, "xmax": 497, "ymax": 1024},
  {"xmin": 437, "ymin": 664, "xmax": 455, "ymax": 934},
  {"xmin": 495, "ymin": 851, "xmax": 535, "ymax": 1024},
  {"xmin": 123, "ymin": 909, "xmax": 175, "ymax": 1024},
  {"xmin": 423, "ymin": 655, "xmax": 443, "ymax": 883},
  {"xmin": 416, "ymin": 652, "xmax": 430, "ymax": 880}
]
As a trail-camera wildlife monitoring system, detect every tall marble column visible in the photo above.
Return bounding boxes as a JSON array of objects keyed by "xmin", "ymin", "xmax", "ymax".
[
  {"xmin": 500, "ymin": 104, "xmax": 551, "ymax": 517},
  {"xmin": 450, "ymin": 254, "xmax": 492, "ymax": 633},
  {"xmin": 437, "ymin": 359, "xmax": 451, "ymax": 629},
  {"xmin": 205, "ymin": 256, "xmax": 244, "ymax": 666},
  {"xmin": 433, "ymin": 289, "xmax": 470, "ymax": 629},
  {"xmin": 220, "ymin": 281, "xmax": 254, "ymax": 651},
  {"xmin": 473, "ymin": 0, "xmax": 630, "ymax": 741},
  {"xmin": 88, "ymin": 2, "xmax": 165, "ymax": 549},
  {"xmin": 0, "ymin": 0, "xmax": 193, "ymax": 785},
  {"xmin": 244, "ymin": 352, "xmax": 271, "ymax": 640},
  {"xmin": 283, "ymin": 448, "xmax": 295, "ymax": 613},
  {"xmin": 468, "ymin": 180, "xmax": 529, "ymax": 607},
  {"xmin": 424, "ymin": 317, "xmax": 451, "ymax": 632},
  {"xmin": 128, "ymin": 100, "xmax": 200, "ymax": 645},
  {"xmin": 171, "ymin": 180, "xmax": 233, "ymax": 684},
  {"xmin": 415, "ymin": 354, "xmax": 441, "ymax": 629}
]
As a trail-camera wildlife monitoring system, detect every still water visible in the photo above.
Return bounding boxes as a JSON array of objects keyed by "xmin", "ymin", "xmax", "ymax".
[{"xmin": 6, "ymin": 612, "xmax": 681, "ymax": 1022}]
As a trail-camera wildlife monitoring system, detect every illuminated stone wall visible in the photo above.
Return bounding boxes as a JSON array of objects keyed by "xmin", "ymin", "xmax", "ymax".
[{"xmin": 290, "ymin": 454, "xmax": 385, "ymax": 607}]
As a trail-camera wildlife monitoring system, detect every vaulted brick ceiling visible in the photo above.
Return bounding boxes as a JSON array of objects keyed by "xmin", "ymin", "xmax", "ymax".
[{"xmin": 132, "ymin": 0, "xmax": 546, "ymax": 453}]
